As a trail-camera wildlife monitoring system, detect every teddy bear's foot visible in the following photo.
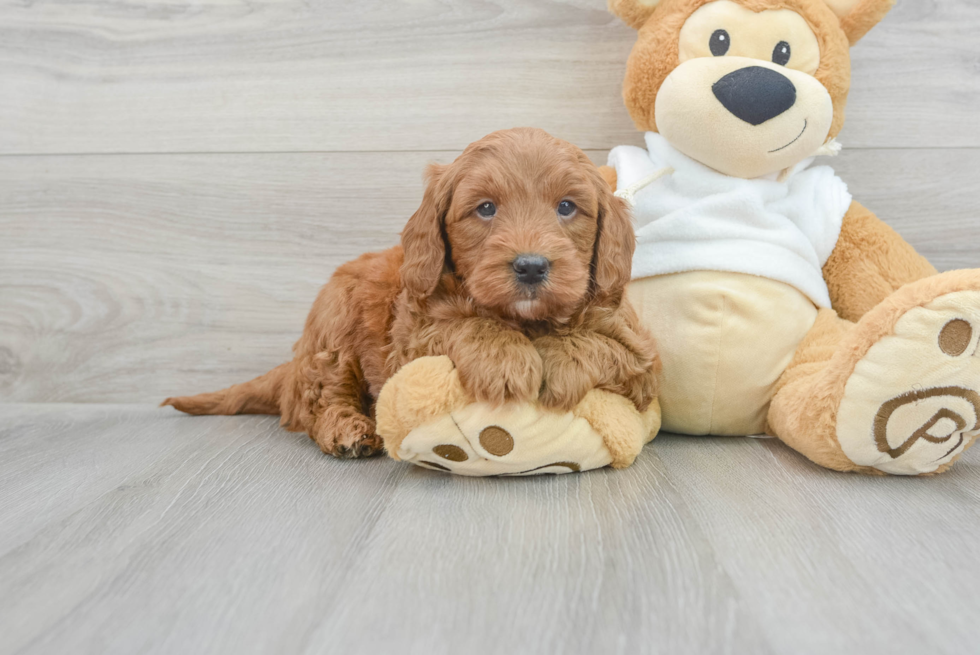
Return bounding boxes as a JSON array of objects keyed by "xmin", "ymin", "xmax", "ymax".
[
  {"xmin": 835, "ymin": 275, "xmax": 980, "ymax": 475},
  {"xmin": 772, "ymin": 270, "xmax": 980, "ymax": 476},
  {"xmin": 391, "ymin": 401, "xmax": 612, "ymax": 476},
  {"xmin": 376, "ymin": 356, "xmax": 660, "ymax": 476}
]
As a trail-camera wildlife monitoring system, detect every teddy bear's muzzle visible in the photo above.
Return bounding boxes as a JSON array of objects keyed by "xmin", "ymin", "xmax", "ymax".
[{"xmin": 654, "ymin": 56, "xmax": 833, "ymax": 179}]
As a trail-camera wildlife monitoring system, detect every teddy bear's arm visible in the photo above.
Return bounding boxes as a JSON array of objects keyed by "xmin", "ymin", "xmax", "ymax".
[{"xmin": 822, "ymin": 201, "xmax": 938, "ymax": 322}]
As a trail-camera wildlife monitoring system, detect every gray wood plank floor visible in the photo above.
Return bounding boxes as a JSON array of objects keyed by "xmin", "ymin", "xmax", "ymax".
[{"xmin": 2, "ymin": 404, "xmax": 980, "ymax": 654}]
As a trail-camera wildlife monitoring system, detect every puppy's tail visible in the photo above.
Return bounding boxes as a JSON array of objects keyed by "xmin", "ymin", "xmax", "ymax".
[{"xmin": 162, "ymin": 362, "xmax": 291, "ymax": 416}]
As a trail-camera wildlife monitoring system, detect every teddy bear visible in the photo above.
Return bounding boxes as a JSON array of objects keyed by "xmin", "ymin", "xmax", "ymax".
[{"xmin": 376, "ymin": 0, "xmax": 980, "ymax": 477}]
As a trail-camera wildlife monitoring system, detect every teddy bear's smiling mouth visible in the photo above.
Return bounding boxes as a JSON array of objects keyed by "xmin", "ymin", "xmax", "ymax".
[{"xmin": 768, "ymin": 119, "xmax": 808, "ymax": 154}]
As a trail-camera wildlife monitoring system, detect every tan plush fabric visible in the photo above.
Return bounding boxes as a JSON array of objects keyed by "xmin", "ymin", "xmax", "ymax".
[
  {"xmin": 768, "ymin": 270, "xmax": 980, "ymax": 475},
  {"xmin": 678, "ymin": 2, "xmax": 821, "ymax": 73},
  {"xmin": 609, "ymin": 0, "xmax": 665, "ymax": 29},
  {"xmin": 822, "ymin": 201, "xmax": 938, "ymax": 322},
  {"xmin": 821, "ymin": 0, "xmax": 859, "ymax": 16},
  {"xmin": 766, "ymin": 308, "xmax": 864, "ymax": 472},
  {"xmin": 628, "ymin": 272, "xmax": 818, "ymax": 435},
  {"xmin": 392, "ymin": 401, "xmax": 615, "ymax": 476},
  {"xmin": 654, "ymin": 55, "xmax": 835, "ymax": 178},
  {"xmin": 375, "ymin": 355, "xmax": 472, "ymax": 459},
  {"xmin": 837, "ymin": 290, "xmax": 980, "ymax": 474},
  {"xmin": 835, "ymin": 0, "xmax": 896, "ymax": 45},
  {"xmin": 574, "ymin": 393, "xmax": 661, "ymax": 468},
  {"xmin": 376, "ymin": 357, "xmax": 661, "ymax": 476}
]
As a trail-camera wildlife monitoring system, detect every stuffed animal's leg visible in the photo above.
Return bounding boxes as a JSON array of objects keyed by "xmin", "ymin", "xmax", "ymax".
[
  {"xmin": 823, "ymin": 202, "xmax": 937, "ymax": 322},
  {"xmin": 376, "ymin": 356, "xmax": 660, "ymax": 476},
  {"xmin": 768, "ymin": 270, "xmax": 980, "ymax": 475}
]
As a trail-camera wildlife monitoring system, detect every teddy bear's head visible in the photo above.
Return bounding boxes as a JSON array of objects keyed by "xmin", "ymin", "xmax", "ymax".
[{"xmin": 609, "ymin": 0, "xmax": 894, "ymax": 178}]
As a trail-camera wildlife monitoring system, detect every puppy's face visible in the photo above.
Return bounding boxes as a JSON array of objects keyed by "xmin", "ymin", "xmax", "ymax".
[
  {"xmin": 400, "ymin": 128, "xmax": 633, "ymax": 322},
  {"xmin": 444, "ymin": 135, "xmax": 601, "ymax": 321}
]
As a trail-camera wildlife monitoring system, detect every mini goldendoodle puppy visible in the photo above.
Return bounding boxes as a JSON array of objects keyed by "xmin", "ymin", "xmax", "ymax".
[{"xmin": 164, "ymin": 128, "xmax": 659, "ymax": 458}]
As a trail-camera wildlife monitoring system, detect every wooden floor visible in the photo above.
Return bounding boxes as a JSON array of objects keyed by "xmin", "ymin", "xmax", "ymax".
[
  {"xmin": 3, "ymin": 0, "xmax": 980, "ymax": 652},
  {"xmin": 1, "ymin": 404, "xmax": 979, "ymax": 655}
]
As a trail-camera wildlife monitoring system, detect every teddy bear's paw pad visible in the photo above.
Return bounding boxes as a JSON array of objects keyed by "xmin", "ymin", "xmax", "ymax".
[
  {"xmin": 499, "ymin": 462, "xmax": 582, "ymax": 476},
  {"xmin": 837, "ymin": 290, "xmax": 980, "ymax": 475},
  {"xmin": 395, "ymin": 402, "xmax": 613, "ymax": 477}
]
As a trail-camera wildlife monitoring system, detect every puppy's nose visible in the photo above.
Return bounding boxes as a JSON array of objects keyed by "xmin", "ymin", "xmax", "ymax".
[
  {"xmin": 712, "ymin": 66, "xmax": 796, "ymax": 126},
  {"xmin": 512, "ymin": 254, "xmax": 550, "ymax": 285}
]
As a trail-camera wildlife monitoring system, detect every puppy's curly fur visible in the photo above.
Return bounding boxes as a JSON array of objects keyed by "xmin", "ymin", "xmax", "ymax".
[{"xmin": 164, "ymin": 128, "xmax": 660, "ymax": 458}]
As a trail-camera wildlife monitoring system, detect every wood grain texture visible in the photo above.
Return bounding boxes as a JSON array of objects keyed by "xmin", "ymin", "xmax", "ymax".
[
  {"xmin": 1, "ymin": 405, "xmax": 979, "ymax": 654},
  {"xmin": 0, "ymin": 0, "xmax": 977, "ymax": 155},
  {"xmin": 0, "ymin": 405, "xmax": 410, "ymax": 655},
  {"xmin": 2, "ymin": 148, "xmax": 978, "ymax": 403},
  {"xmin": 654, "ymin": 436, "xmax": 980, "ymax": 655}
]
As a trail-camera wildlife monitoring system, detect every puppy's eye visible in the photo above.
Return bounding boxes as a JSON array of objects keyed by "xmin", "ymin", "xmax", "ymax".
[
  {"xmin": 476, "ymin": 201, "xmax": 496, "ymax": 220},
  {"xmin": 557, "ymin": 200, "xmax": 577, "ymax": 219},
  {"xmin": 773, "ymin": 41, "xmax": 791, "ymax": 66},
  {"xmin": 710, "ymin": 29, "xmax": 731, "ymax": 57}
]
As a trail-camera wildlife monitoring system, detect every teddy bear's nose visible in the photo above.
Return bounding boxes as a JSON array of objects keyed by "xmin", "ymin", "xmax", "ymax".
[{"xmin": 712, "ymin": 66, "xmax": 797, "ymax": 126}]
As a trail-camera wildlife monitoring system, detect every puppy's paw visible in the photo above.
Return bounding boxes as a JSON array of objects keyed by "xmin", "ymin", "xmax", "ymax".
[
  {"xmin": 617, "ymin": 370, "xmax": 658, "ymax": 413},
  {"xmin": 455, "ymin": 338, "xmax": 543, "ymax": 406},
  {"xmin": 534, "ymin": 337, "xmax": 598, "ymax": 411},
  {"xmin": 538, "ymin": 359, "xmax": 596, "ymax": 411},
  {"xmin": 312, "ymin": 409, "xmax": 383, "ymax": 459}
]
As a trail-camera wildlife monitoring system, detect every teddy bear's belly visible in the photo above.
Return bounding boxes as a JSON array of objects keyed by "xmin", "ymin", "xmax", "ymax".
[{"xmin": 627, "ymin": 271, "xmax": 819, "ymax": 436}]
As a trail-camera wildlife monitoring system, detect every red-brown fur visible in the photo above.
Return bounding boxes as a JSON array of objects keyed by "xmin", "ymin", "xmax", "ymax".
[{"xmin": 163, "ymin": 128, "xmax": 660, "ymax": 458}]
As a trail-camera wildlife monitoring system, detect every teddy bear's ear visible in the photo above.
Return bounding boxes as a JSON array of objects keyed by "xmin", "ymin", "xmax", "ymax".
[
  {"xmin": 821, "ymin": 0, "xmax": 896, "ymax": 45},
  {"xmin": 607, "ymin": 0, "xmax": 663, "ymax": 30}
]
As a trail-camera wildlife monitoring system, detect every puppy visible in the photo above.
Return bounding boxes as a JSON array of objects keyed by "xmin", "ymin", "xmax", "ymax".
[{"xmin": 164, "ymin": 128, "xmax": 659, "ymax": 458}]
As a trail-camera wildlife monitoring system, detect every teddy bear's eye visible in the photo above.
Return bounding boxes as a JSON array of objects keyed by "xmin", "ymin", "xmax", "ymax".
[
  {"xmin": 773, "ymin": 41, "xmax": 791, "ymax": 66},
  {"xmin": 709, "ymin": 29, "xmax": 731, "ymax": 57}
]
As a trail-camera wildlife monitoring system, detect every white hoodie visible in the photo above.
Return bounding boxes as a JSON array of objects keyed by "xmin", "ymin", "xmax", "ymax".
[{"xmin": 609, "ymin": 132, "xmax": 852, "ymax": 308}]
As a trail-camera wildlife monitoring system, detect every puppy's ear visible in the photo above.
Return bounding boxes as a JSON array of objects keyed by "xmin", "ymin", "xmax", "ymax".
[
  {"xmin": 400, "ymin": 163, "xmax": 451, "ymax": 299},
  {"xmin": 591, "ymin": 183, "xmax": 635, "ymax": 306},
  {"xmin": 821, "ymin": 0, "xmax": 895, "ymax": 45},
  {"xmin": 608, "ymin": 0, "xmax": 663, "ymax": 30}
]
